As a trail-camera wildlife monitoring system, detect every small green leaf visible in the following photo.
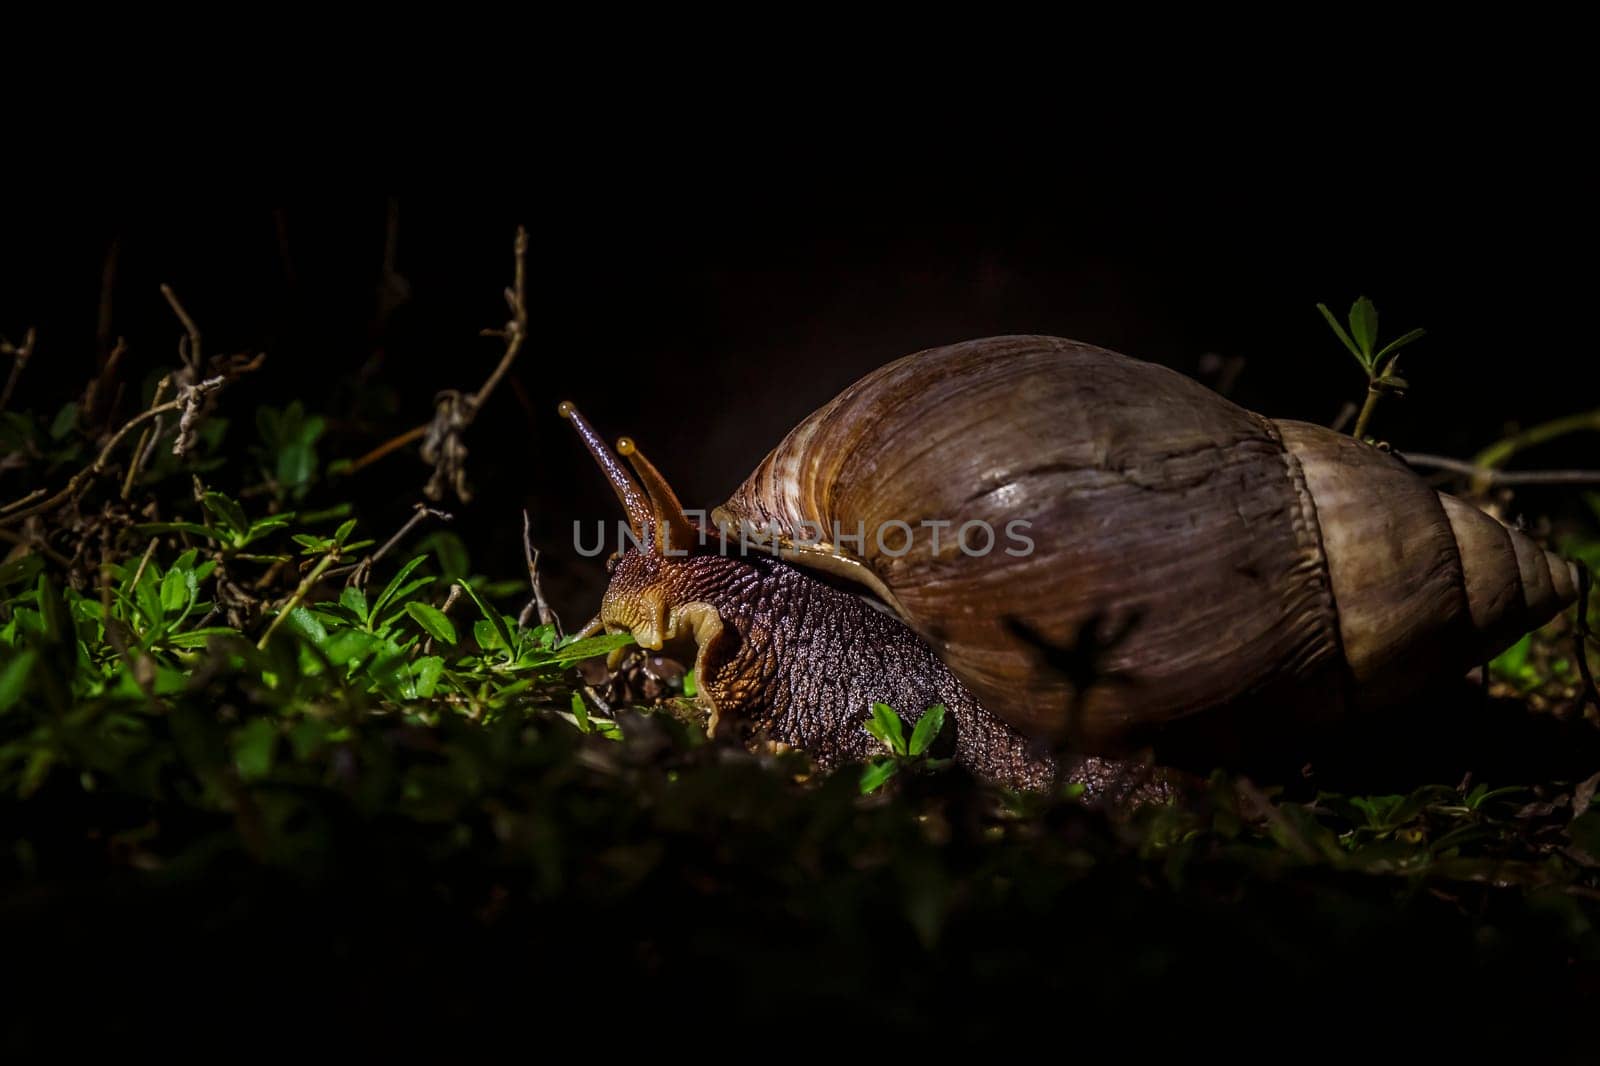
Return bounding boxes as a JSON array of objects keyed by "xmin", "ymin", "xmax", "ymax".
[
  {"xmin": 542, "ymin": 632, "xmax": 634, "ymax": 666},
  {"xmin": 1348, "ymin": 296, "xmax": 1379, "ymax": 359},
  {"xmin": 376, "ymin": 577, "xmax": 434, "ymax": 618},
  {"xmin": 860, "ymin": 758, "xmax": 899, "ymax": 794},
  {"xmin": 35, "ymin": 574, "xmax": 69, "ymax": 645},
  {"xmin": 1316, "ymin": 302, "xmax": 1366, "ymax": 367},
  {"xmin": 372, "ymin": 555, "xmax": 430, "ymax": 619},
  {"xmin": 419, "ymin": 532, "xmax": 470, "ymax": 583},
  {"xmin": 865, "ymin": 702, "xmax": 909, "ymax": 756},
  {"xmin": 1373, "ymin": 326, "xmax": 1426, "ymax": 365},
  {"xmin": 333, "ymin": 519, "xmax": 358, "ymax": 547},
  {"xmin": 296, "ymin": 503, "xmax": 351, "ymax": 524},
  {"xmin": 908, "ymin": 703, "xmax": 947, "ymax": 757},
  {"xmin": 160, "ymin": 567, "xmax": 191, "ymax": 614},
  {"xmin": 473, "ymin": 619, "xmax": 504, "ymax": 652},
  {"xmin": 405, "ymin": 602, "xmax": 457, "ymax": 645},
  {"xmin": 132, "ymin": 522, "xmax": 220, "ymax": 540},
  {"xmin": 48, "ymin": 402, "xmax": 79, "ymax": 440},
  {"xmin": 410, "ymin": 655, "xmax": 445, "ymax": 698},
  {"xmin": 275, "ymin": 441, "xmax": 317, "ymax": 494},
  {"xmin": 233, "ymin": 718, "xmax": 278, "ymax": 781},
  {"xmin": 340, "ymin": 585, "xmax": 370, "ymax": 624},
  {"xmin": 1490, "ymin": 633, "xmax": 1539, "ymax": 689},
  {"xmin": 570, "ymin": 690, "xmax": 592, "ymax": 733},
  {"xmin": 243, "ymin": 515, "xmax": 295, "ymax": 544},
  {"xmin": 0, "ymin": 650, "xmax": 36, "ymax": 713},
  {"xmin": 283, "ymin": 605, "xmax": 328, "ymax": 646},
  {"xmin": 456, "ymin": 579, "xmax": 514, "ymax": 660},
  {"xmin": 325, "ymin": 629, "xmax": 380, "ymax": 667},
  {"xmin": 163, "ymin": 627, "xmax": 242, "ymax": 649},
  {"xmin": 0, "ymin": 553, "xmax": 46, "ymax": 589},
  {"xmin": 201, "ymin": 493, "xmax": 250, "ymax": 538},
  {"xmin": 683, "ymin": 669, "xmax": 697, "ymax": 697},
  {"xmin": 131, "ymin": 566, "xmax": 164, "ymax": 630}
]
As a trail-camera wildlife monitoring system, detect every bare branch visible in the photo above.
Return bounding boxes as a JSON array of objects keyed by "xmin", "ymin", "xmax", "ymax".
[
  {"xmin": 344, "ymin": 227, "xmax": 530, "ymax": 498},
  {"xmin": 0, "ymin": 327, "xmax": 37, "ymax": 412},
  {"xmin": 160, "ymin": 283, "xmax": 204, "ymax": 375},
  {"xmin": 344, "ymin": 424, "xmax": 429, "ymax": 477},
  {"xmin": 1398, "ymin": 452, "xmax": 1600, "ymax": 486},
  {"xmin": 97, "ymin": 238, "xmax": 120, "ymax": 362},
  {"xmin": 517, "ymin": 509, "xmax": 562, "ymax": 635},
  {"xmin": 83, "ymin": 336, "xmax": 127, "ymax": 428},
  {"xmin": 472, "ymin": 226, "xmax": 529, "ymax": 410},
  {"xmin": 122, "ymin": 376, "xmax": 173, "ymax": 500},
  {"xmin": 340, "ymin": 502, "xmax": 454, "ymax": 587},
  {"xmin": 0, "ymin": 527, "xmax": 71, "ymax": 567}
]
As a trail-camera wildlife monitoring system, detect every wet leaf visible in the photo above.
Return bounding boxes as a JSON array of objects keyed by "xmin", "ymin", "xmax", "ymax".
[
  {"xmin": 909, "ymin": 703, "xmax": 946, "ymax": 756},
  {"xmin": 405, "ymin": 602, "xmax": 457, "ymax": 645},
  {"xmin": 866, "ymin": 702, "xmax": 908, "ymax": 756},
  {"xmin": 860, "ymin": 758, "xmax": 899, "ymax": 794}
]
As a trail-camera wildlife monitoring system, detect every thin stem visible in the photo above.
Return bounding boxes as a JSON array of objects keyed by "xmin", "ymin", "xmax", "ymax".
[
  {"xmin": 127, "ymin": 537, "xmax": 160, "ymax": 602},
  {"xmin": 517, "ymin": 508, "xmax": 561, "ymax": 635},
  {"xmin": 1397, "ymin": 453, "xmax": 1600, "ymax": 486},
  {"xmin": 100, "ymin": 551, "xmax": 161, "ymax": 705},
  {"xmin": 1471, "ymin": 407, "xmax": 1600, "ymax": 482},
  {"xmin": 1576, "ymin": 564, "xmax": 1598, "ymax": 713},
  {"xmin": 343, "ymin": 424, "xmax": 428, "ymax": 476},
  {"xmin": 0, "ymin": 528, "xmax": 71, "ymax": 567},
  {"xmin": 0, "ymin": 327, "xmax": 37, "ymax": 412},
  {"xmin": 1351, "ymin": 385, "xmax": 1383, "ymax": 441},
  {"xmin": 336, "ymin": 503, "xmax": 451, "ymax": 585},
  {"xmin": 121, "ymin": 377, "xmax": 172, "ymax": 499},
  {"xmin": 0, "ymin": 489, "xmax": 47, "ymax": 516},
  {"xmin": 160, "ymin": 283, "xmax": 204, "ymax": 373},
  {"xmin": 471, "ymin": 226, "xmax": 529, "ymax": 410},
  {"xmin": 257, "ymin": 549, "xmax": 340, "ymax": 650}
]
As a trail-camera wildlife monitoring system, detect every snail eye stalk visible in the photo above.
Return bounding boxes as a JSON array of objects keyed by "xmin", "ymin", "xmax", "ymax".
[
  {"xmin": 558, "ymin": 401, "xmax": 649, "ymax": 542},
  {"xmin": 617, "ymin": 436, "xmax": 696, "ymax": 558}
]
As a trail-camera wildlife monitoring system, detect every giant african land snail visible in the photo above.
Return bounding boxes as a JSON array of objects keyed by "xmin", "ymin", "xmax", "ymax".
[{"xmin": 561, "ymin": 336, "xmax": 1582, "ymax": 789}]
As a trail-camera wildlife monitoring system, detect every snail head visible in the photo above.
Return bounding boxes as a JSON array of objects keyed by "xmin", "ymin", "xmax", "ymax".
[{"xmin": 560, "ymin": 401, "xmax": 746, "ymax": 729}]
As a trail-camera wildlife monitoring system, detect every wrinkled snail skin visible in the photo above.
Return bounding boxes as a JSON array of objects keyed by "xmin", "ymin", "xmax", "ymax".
[
  {"xmin": 564, "ymin": 335, "xmax": 1579, "ymax": 787},
  {"xmin": 599, "ymin": 547, "xmax": 1057, "ymax": 787},
  {"xmin": 600, "ymin": 545, "xmax": 1179, "ymax": 797}
]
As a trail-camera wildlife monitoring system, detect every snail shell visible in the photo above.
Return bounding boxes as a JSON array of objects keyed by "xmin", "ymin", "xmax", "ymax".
[{"xmin": 710, "ymin": 336, "xmax": 1578, "ymax": 753}]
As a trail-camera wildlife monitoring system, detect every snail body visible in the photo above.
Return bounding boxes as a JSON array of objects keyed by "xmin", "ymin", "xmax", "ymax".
[{"xmin": 562, "ymin": 336, "xmax": 1579, "ymax": 786}]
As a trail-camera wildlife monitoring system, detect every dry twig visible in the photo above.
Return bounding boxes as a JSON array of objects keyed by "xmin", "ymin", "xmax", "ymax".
[
  {"xmin": 517, "ymin": 508, "xmax": 561, "ymax": 634},
  {"xmin": 420, "ymin": 226, "xmax": 530, "ymax": 501},
  {"xmin": 340, "ymin": 502, "xmax": 454, "ymax": 587},
  {"xmin": 1398, "ymin": 452, "xmax": 1600, "ymax": 486},
  {"xmin": 340, "ymin": 228, "xmax": 529, "ymax": 499},
  {"xmin": 0, "ymin": 328, "xmax": 37, "ymax": 412}
]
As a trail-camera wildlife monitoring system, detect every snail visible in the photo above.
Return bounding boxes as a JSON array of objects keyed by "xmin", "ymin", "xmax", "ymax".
[{"xmin": 560, "ymin": 336, "xmax": 1582, "ymax": 790}]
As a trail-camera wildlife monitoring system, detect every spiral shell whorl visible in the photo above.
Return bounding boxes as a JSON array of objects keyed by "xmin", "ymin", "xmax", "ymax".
[{"xmin": 1276, "ymin": 420, "xmax": 1578, "ymax": 704}]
